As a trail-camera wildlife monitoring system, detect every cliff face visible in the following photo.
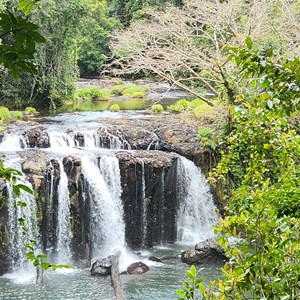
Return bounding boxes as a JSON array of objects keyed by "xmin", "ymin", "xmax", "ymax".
[{"xmin": 116, "ymin": 151, "xmax": 180, "ymax": 248}]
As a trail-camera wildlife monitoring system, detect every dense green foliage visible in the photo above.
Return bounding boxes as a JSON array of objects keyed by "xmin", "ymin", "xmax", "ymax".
[
  {"xmin": 178, "ymin": 40, "xmax": 300, "ymax": 300},
  {"xmin": 108, "ymin": 0, "xmax": 183, "ymax": 25},
  {"xmin": 77, "ymin": 0, "xmax": 120, "ymax": 74}
]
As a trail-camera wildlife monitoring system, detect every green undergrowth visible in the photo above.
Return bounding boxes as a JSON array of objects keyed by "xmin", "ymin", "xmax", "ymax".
[
  {"xmin": 167, "ymin": 98, "xmax": 215, "ymax": 117},
  {"xmin": 110, "ymin": 83, "xmax": 148, "ymax": 98},
  {"xmin": 75, "ymin": 87, "xmax": 110, "ymax": 101},
  {"xmin": 151, "ymin": 104, "xmax": 164, "ymax": 114},
  {"xmin": 109, "ymin": 104, "xmax": 120, "ymax": 112},
  {"xmin": 0, "ymin": 106, "xmax": 38, "ymax": 124}
]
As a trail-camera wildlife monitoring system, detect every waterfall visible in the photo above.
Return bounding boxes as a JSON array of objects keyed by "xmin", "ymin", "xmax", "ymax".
[
  {"xmin": 0, "ymin": 134, "xmax": 26, "ymax": 151},
  {"xmin": 6, "ymin": 163, "xmax": 38, "ymax": 270},
  {"xmin": 55, "ymin": 160, "xmax": 73, "ymax": 263},
  {"xmin": 81, "ymin": 155, "xmax": 125, "ymax": 259},
  {"xmin": 177, "ymin": 157, "xmax": 219, "ymax": 244},
  {"xmin": 48, "ymin": 131, "xmax": 75, "ymax": 150}
]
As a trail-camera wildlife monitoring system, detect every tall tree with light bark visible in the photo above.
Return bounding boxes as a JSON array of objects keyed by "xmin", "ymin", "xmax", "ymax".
[{"xmin": 108, "ymin": 0, "xmax": 300, "ymax": 106}]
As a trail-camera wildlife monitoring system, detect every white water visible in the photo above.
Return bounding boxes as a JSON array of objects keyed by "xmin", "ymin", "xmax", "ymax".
[
  {"xmin": 81, "ymin": 155, "xmax": 133, "ymax": 270},
  {"xmin": 177, "ymin": 157, "xmax": 219, "ymax": 244},
  {"xmin": 0, "ymin": 134, "xmax": 26, "ymax": 151},
  {"xmin": 56, "ymin": 160, "xmax": 73, "ymax": 263},
  {"xmin": 5, "ymin": 161, "xmax": 38, "ymax": 271},
  {"xmin": 95, "ymin": 127, "xmax": 131, "ymax": 149},
  {"xmin": 48, "ymin": 131, "xmax": 75, "ymax": 150}
]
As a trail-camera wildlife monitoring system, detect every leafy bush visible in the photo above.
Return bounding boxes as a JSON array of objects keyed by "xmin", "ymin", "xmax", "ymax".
[
  {"xmin": 24, "ymin": 107, "xmax": 37, "ymax": 115},
  {"xmin": 110, "ymin": 83, "xmax": 147, "ymax": 98},
  {"xmin": 151, "ymin": 104, "xmax": 163, "ymax": 114},
  {"xmin": 193, "ymin": 103, "xmax": 213, "ymax": 117},
  {"xmin": 0, "ymin": 106, "xmax": 11, "ymax": 121},
  {"xmin": 198, "ymin": 127, "xmax": 214, "ymax": 138},
  {"xmin": 177, "ymin": 99, "xmax": 190, "ymax": 109},
  {"xmin": 109, "ymin": 104, "xmax": 120, "ymax": 112},
  {"xmin": 11, "ymin": 111, "xmax": 23, "ymax": 120},
  {"xmin": 187, "ymin": 98, "xmax": 203, "ymax": 110},
  {"xmin": 76, "ymin": 87, "xmax": 110, "ymax": 101},
  {"xmin": 167, "ymin": 103, "xmax": 185, "ymax": 113}
]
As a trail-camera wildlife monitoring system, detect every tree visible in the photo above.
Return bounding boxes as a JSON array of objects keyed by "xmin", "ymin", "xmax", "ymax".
[
  {"xmin": 77, "ymin": 0, "xmax": 121, "ymax": 75},
  {"xmin": 108, "ymin": 0, "xmax": 300, "ymax": 106},
  {"xmin": 177, "ymin": 41, "xmax": 300, "ymax": 300},
  {"xmin": 107, "ymin": 0, "xmax": 183, "ymax": 26},
  {"xmin": 0, "ymin": 0, "xmax": 73, "ymax": 281},
  {"xmin": 0, "ymin": 0, "xmax": 86, "ymax": 109}
]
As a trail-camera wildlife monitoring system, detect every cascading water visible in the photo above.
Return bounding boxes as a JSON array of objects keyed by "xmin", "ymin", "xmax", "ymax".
[
  {"xmin": 48, "ymin": 131, "xmax": 75, "ymax": 150},
  {"xmin": 0, "ymin": 134, "xmax": 26, "ymax": 151},
  {"xmin": 5, "ymin": 161, "xmax": 38, "ymax": 270},
  {"xmin": 55, "ymin": 160, "xmax": 73, "ymax": 264},
  {"xmin": 177, "ymin": 156, "xmax": 219, "ymax": 244},
  {"xmin": 81, "ymin": 155, "xmax": 125, "ymax": 260}
]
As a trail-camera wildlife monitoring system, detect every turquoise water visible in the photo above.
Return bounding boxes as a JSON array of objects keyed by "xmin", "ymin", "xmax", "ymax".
[{"xmin": 0, "ymin": 245, "xmax": 222, "ymax": 300}]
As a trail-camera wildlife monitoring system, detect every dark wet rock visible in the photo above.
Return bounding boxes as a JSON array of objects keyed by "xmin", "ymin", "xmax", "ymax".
[
  {"xmin": 91, "ymin": 257, "xmax": 112, "ymax": 276},
  {"xmin": 97, "ymin": 126, "xmax": 131, "ymax": 149},
  {"xmin": 0, "ymin": 179, "xmax": 9, "ymax": 275},
  {"xmin": 116, "ymin": 151, "xmax": 179, "ymax": 248},
  {"xmin": 127, "ymin": 262, "xmax": 149, "ymax": 274},
  {"xmin": 23, "ymin": 126, "xmax": 50, "ymax": 148},
  {"xmin": 148, "ymin": 256, "xmax": 162, "ymax": 263},
  {"xmin": 63, "ymin": 156, "xmax": 82, "ymax": 196},
  {"xmin": 181, "ymin": 238, "xmax": 227, "ymax": 265},
  {"xmin": 74, "ymin": 133, "xmax": 85, "ymax": 147}
]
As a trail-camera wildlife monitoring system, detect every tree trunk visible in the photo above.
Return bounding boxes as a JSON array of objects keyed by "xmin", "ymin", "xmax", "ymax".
[
  {"xmin": 109, "ymin": 251, "xmax": 126, "ymax": 300},
  {"xmin": 36, "ymin": 265, "xmax": 44, "ymax": 285}
]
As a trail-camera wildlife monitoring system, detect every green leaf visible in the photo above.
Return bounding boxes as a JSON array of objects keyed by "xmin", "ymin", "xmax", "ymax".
[
  {"xmin": 245, "ymin": 37, "xmax": 253, "ymax": 49},
  {"xmin": 15, "ymin": 184, "xmax": 33, "ymax": 194}
]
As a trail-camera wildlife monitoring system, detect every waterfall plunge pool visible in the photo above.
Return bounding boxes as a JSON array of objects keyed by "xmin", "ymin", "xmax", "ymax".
[{"xmin": 0, "ymin": 244, "xmax": 223, "ymax": 300}]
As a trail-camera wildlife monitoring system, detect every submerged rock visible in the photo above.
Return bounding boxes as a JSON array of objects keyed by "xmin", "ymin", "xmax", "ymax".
[
  {"xmin": 148, "ymin": 256, "xmax": 162, "ymax": 263},
  {"xmin": 127, "ymin": 262, "xmax": 149, "ymax": 274},
  {"xmin": 181, "ymin": 238, "xmax": 227, "ymax": 265}
]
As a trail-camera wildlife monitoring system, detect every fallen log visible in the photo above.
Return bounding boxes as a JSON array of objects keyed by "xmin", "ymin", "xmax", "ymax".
[{"xmin": 108, "ymin": 251, "xmax": 126, "ymax": 300}]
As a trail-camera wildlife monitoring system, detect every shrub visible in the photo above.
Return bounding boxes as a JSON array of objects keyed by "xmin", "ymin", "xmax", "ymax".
[
  {"xmin": 24, "ymin": 107, "xmax": 37, "ymax": 115},
  {"xmin": 193, "ymin": 103, "xmax": 213, "ymax": 117},
  {"xmin": 151, "ymin": 104, "xmax": 164, "ymax": 114},
  {"xmin": 198, "ymin": 127, "xmax": 214, "ymax": 138},
  {"xmin": 76, "ymin": 87, "xmax": 110, "ymax": 101},
  {"xmin": 177, "ymin": 99, "xmax": 190, "ymax": 109},
  {"xmin": 187, "ymin": 98, "xmax": 203, "ymax": 110},
  {"xmin": 167, "ymin": 103, "xmax": 185, "ymax": 113},
  {"xmin": 109, "ymin": 104, "xmax": 120, "ymax": 112},
  {"xmin": 11, "ymin": 111, "xmax": 23, "ymax": 120},
  {"xmin": 0, "ymin": 106, "xmax": 11, "ymax": 121},
  {"xmin": 110, "ymin": 83, "xmax": 147, "ymax": 98}
]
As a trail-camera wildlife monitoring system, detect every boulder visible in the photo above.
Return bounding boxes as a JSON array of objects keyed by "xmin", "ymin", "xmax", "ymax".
[
  {"xmin": 23, "ymin": 127, "xmax": 50, "ymax": 148},
  {"xmin": 181, "ymin": 238, "xmax": 227, "ymax": 265},
  {"xmin": 148, "ymin": 256, "xmax": 162, "ymax": 263},
  {"xmin": 127, "ymin": 262, "xmax": 149, "ymax": 274},
  {"xmin": 91, "ymin": 257, "xmax": 112, "ymax": 276}
]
